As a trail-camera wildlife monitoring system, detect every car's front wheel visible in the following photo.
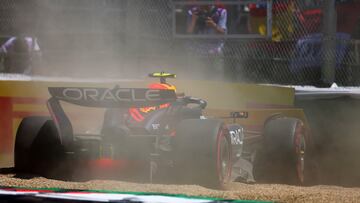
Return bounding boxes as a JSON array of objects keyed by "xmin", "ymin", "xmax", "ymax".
[{"xmin": 254, "ymin": 117, "xmax": 318, "ymax": 185}]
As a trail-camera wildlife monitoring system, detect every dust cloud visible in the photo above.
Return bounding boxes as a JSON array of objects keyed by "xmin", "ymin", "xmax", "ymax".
[
  {"xmin": 9, "ymin": 0, "xmax": 227, "ymax": 81},
  {"xmin": 296, "ymin": 96, "xmax": 360, "ymax": 187}
]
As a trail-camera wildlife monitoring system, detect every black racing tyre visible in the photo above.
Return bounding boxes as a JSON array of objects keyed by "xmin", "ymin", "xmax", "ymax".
[
  {"xmin": 15, "ymin": 117, "xmax": 66, "ymax": 178},
  {"xmin": 14, "ymin": 116, "xmax": 50, "ymax": 172},
  {"xmin": 254, "ymin": 118, "xmax": 318, "ymax": 185},
  {"xmin": 173, "ymin": 119, "xmax": 232, "ymax": 189}
]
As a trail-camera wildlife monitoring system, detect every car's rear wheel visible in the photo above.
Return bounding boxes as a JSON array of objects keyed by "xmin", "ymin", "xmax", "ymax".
[
  {"xmin": 15, "ymin": 116, "xmax": 50, "ymax": 173},
  {"xmin": 173, "ymin": 119, "xmax": 232, "ymax": 189},
  {"xmin": 15, "ymin": 117, "xmax": 66, "ymax": 178}
]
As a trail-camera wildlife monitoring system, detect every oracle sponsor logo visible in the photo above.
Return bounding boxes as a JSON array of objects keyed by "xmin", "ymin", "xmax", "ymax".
[{"xmin": 58, "ymin": 88, "xmax": 162, "ymax": 102}]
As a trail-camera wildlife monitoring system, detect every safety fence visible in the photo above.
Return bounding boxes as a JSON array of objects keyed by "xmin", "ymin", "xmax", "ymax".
[{"xmin": 0, "ymin": 0, "xmax": 359, "ymax": 85}]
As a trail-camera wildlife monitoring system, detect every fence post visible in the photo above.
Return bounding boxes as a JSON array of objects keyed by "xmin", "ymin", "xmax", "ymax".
[
  {"xmin": 321, "ymin": 0, "xmax": 337, "ymax": 86},
  {"xmin": 266, "ymin": 0, "xmax": 273, "ymax": 40}
]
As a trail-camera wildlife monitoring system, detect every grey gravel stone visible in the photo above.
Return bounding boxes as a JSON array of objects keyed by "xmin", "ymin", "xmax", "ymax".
[{"xmin": 1, "ymin": 173, "xmax": 360, "ymax": 203}]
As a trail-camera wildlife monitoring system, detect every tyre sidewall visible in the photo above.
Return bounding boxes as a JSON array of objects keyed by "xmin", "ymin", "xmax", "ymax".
[
  {"xmin": 173, "ymin": 119, "xmax": 232, "ymax": 188},
  {"xmin": 30, "ymin": 120, "xmax": 65, "ymax": 177},
  {"xmin": 256, "ymin": 118, "xmax": 315, "ymax": 185},
  {"xmin": 14, "ymin": 116, "xmax": 50, "ymax": 172}
]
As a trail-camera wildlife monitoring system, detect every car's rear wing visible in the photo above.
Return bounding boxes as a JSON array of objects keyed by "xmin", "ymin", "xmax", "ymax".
[
  {"xmin": 46, "ymin": 87, "xmax": 177, "ymax": 149},
  {"xmin": 48, "ymin": 87, "xmax": 177, "ymax": 108}
]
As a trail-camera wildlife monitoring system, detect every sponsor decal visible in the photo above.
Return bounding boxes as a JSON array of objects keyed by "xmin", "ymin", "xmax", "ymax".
[
  {"xmin": 48, "ymin": 87, "xmax": 176, "ymax": 108},
  {"xmin": 152, "ymin": 123, "xmax": 160, "ymax": 130},
  {"xmin": 58, "ymin": 88, "xmax": 162, "ymax": 102},
  {"xmin": 229, "ymin": 128, "xmax": 243, "ymax": 145}
]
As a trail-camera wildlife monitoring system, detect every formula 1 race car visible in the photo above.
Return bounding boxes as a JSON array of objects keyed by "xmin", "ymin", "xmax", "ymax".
[
  {"xmin": 13, "ymin": 72, "xmax": 244, "ymax": 188},
  {"xmin": 13, "ymin": 72, "xmax": 313, "ymax": 188}
]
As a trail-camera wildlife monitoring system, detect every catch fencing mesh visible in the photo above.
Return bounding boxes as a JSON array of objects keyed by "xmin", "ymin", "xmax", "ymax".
[{"xmin": 0, "ymin": 0, "xmax": 359, "ymax": 85}]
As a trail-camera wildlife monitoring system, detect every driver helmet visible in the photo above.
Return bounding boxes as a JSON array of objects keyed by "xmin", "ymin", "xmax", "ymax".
[
  {"xmin": 140, "ymin": 83, "xmax": 176, "ymax": 113},
  {"xmin": 128, "ymin": 83, "xmax": 176, "ymax": 122}
]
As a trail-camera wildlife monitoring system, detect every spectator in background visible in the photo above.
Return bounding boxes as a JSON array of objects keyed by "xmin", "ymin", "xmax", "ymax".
[
  {"xmin": 0, "ymin": 35, "xmax": 41, "ymax": 74},
  {"xmin": 187, "ymin": 4, "xmax": 227, "ymax": 35},
  {"xmin": 248, "ymin": 1, "xmax": 295, "ymax": 41},
  {"xmin": 186, "ymin": 3, "xmax": 228, "ymax": 81}
]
